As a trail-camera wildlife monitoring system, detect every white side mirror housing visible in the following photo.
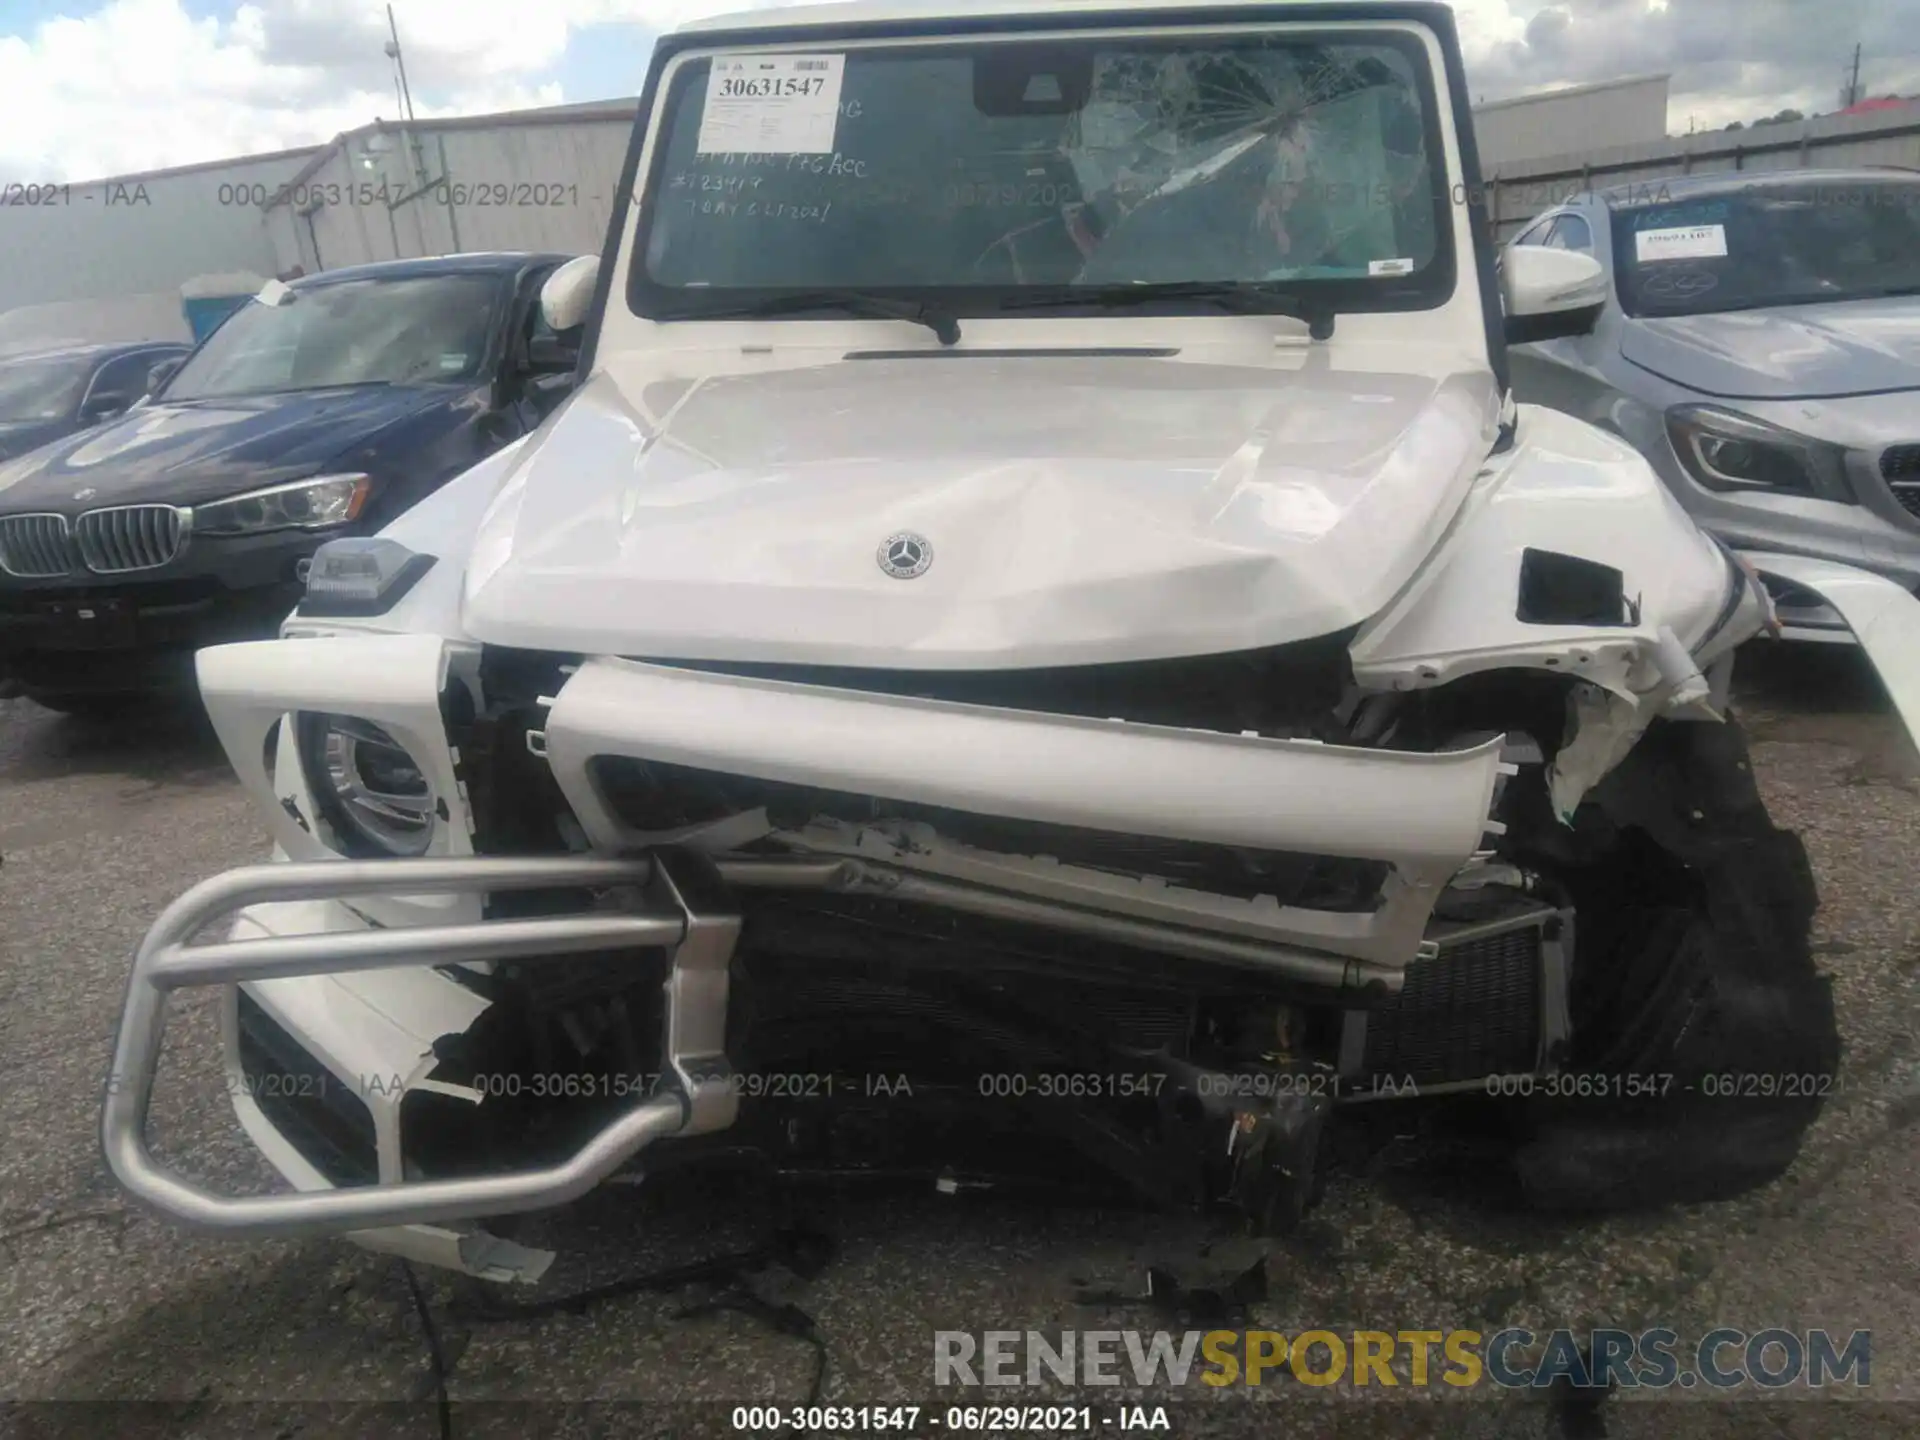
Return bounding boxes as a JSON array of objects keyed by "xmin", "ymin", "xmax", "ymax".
[
  {"xmin": 540, "ymin": 255, "xmax": 601, "ymax": 334},
  {"xmin": 1502, "ymin": 246, "xmax": 1608, "ymax": 344}
]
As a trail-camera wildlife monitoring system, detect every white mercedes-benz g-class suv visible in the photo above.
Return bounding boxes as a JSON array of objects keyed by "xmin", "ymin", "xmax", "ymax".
[{"xmin": 102, "ymin": 0, "xmax": 1920, "ymax": 1280}]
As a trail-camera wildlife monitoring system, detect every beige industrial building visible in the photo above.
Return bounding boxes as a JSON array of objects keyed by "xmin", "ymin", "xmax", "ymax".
[{"xmin": 1472, "ymin": 74, "xmax": 1671, "ymax": 169}]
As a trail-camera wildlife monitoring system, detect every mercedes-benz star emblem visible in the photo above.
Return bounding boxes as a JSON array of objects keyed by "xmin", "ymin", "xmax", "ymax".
[{"xmin": 877, "ymin": 531, "xmax": 933, "ymax": 580}]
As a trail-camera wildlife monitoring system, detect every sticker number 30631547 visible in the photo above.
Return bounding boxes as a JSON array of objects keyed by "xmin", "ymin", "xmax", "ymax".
[{"xmin": 697, "ymin": 54, "xmax": 848, "ymax": 156}]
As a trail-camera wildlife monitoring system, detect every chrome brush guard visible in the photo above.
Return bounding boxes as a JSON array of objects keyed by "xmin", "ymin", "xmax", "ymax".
[
  {"xmin": 102, "ymin": 853, "xmax": 740, "ymax": 1237},
  {"xmin": 105, "ymin": 833, "xmax": 1439, "ymax": 1238}
]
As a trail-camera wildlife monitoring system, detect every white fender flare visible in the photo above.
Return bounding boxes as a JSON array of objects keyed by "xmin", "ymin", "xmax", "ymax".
[{"xmin": 1740, "ymin": 553, "xmax": 1920, "ymax": 752}]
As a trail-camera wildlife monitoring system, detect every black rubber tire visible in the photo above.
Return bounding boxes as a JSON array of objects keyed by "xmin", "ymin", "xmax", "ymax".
[{"xmin": 1510, "ymin": 715, "xmax": 1840, "ymax": 1212}]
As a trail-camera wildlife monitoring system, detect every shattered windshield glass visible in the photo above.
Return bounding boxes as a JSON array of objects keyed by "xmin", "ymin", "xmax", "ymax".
[{"xmin": 631, "ymin": 31, "xmax": 1451, "ymax": 316}]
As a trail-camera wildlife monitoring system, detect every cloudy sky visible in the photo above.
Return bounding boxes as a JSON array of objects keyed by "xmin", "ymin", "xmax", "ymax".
[{"xmin": 0, "ymin": 0, "xmax": 1914, "ymax": 182}]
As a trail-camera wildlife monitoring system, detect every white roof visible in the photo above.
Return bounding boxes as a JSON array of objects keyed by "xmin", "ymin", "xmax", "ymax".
[{"xmin": 677, "ymin": 0, "xmax": 1422, "ymax": 36}]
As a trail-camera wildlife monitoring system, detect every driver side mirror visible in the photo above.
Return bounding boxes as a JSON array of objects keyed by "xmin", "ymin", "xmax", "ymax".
[
  {"xmin": 1503, "ymin": 246, "xmax": 1608, "ymax": 345},
  {"xmin": 539, "ymin": 255, "xmax": 600, "ymax": 334}
]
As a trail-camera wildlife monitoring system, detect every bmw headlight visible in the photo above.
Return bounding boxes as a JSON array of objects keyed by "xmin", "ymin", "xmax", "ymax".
[
  {"xmin": 1664, "ymin": 407, "xmax": 1853, "ymax": 501},
  {"xmin": 294, "ymin": 711, "xmax": 435, "ymax": 857},
  {"xmin": 195, "ymin": 473, "xmax": 371, "ymax": 536}
]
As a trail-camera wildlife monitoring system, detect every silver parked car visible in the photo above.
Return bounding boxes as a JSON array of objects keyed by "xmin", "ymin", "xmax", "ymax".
[{"xmin": 1506, "ymin": 169, "xmax": 1920, "ymax": 637}]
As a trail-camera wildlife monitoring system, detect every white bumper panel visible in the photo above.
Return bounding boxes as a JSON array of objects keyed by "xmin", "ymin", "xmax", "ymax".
[
  {"xmin": 220, "ymin": 904, "xmax": 554, "ymax": 1283},
  {"xmin": 543, "ymin": 658, "xmax": 1508, "ymax": 970},
  {"xmin": 546, "ymin": 658, "xmax": 1506, "ymax": 867},
  {"xmin": 1740, "ymin": 553, "xmax": 1920, "ymax": 750}
]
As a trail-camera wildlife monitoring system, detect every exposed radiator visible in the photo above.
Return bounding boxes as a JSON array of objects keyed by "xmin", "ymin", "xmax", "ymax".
[{"xmin": 1342, "ymin": 905, "xmax": 1571, "ymax": 1091}]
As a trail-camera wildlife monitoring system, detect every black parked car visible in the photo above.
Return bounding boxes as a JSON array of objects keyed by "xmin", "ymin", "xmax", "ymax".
[
  {"xmin": 0, "ymin": 342, "xmax": 194, "ymax": 463},
  {"xmin": 0, "ymin": 252, "xmax": 581, "ymax": 715}
]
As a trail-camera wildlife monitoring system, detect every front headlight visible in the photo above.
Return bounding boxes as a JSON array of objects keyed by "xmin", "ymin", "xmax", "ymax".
[
  {"xmin": 1664, "ymin": 407, "xmax": 1853, "ymax": 501},
  {"xmin": 194, "ymin": 473, "xmax": 371, "ymax": 536},
  {"xmin": 294, "ymin": 711, "xmax": 435, "ymax": 857}
]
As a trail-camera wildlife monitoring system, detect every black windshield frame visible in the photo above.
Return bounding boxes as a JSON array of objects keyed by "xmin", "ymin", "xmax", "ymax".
[{"xmin": 626, "ymin": 24, "xmax": 1459, "ymax": 325}]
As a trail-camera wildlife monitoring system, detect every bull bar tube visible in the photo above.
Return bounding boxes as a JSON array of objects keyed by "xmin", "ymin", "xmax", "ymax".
[
  {"xmin": 103, "ymin": 842, "xmax": 1428, "ymax": 1238},
  {"xmin": 101, "ymin": 852, "xmax": 743, "ymax": 1238}
]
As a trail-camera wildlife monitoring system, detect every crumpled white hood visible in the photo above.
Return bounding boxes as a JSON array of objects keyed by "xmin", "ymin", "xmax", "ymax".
[{"xmin": 463, "ymin": 352, "xmax": 1501, "ymax": 668}]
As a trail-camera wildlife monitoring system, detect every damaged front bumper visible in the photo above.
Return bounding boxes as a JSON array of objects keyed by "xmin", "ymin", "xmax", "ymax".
[
  {"xmin": 108, "ymin": 556, "xmax": 1920, "ymax": 1248},
  {"xmin": 103, "ymin": 854, "xmax": 737, "ymax": 1237},
  {"xmin": 103, "ymin": 651, "xmax": 1525, "ymax": 1242}
]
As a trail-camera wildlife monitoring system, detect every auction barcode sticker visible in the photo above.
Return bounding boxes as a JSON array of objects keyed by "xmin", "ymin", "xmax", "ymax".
[
  {"xmin": 697, "ymin": 54, "xmax": 847, "ymax": 155},
  {"xmin": 1635, "ymin": 223, "xmax": 1728, "ymax": 263}
]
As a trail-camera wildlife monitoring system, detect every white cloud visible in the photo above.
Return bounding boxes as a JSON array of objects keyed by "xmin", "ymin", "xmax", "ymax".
[{"xmin": 0, "ymin": 0, "xmax": 656, "ymax": 181}]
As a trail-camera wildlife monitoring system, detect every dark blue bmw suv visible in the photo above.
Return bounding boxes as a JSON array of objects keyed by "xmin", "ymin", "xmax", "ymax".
[{"xmin": 0, "ymin": 252, "xmax": 580, "ymax": 714}]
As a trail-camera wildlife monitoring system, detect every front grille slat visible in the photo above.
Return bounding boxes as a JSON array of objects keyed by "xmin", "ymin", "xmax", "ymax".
[
  {"xmin": 0, "ymin": 513, "xmax": 76, "ymax": 577},
  {"xmin": 74, "ymin": 504, "xmax": 184, "ymax": 574}
]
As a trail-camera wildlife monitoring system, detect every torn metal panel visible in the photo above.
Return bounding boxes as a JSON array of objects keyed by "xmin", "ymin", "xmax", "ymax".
[
  {"xmin": 1547, "ymin": 684, "xmax": 1655, "ymax": 825},
  {"xmin": 1351, "ymin": 405, "xmax": 1765, "ymax": 697}
]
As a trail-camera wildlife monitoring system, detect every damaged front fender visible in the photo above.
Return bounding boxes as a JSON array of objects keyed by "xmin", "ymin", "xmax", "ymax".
[{"xmin": 1350, "ymin": 404, "xmax": 1772, "ymax": 814}]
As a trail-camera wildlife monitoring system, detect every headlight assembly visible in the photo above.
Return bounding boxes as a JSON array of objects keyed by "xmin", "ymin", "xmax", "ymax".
[
  {"xmin": 294, "ymin": 711, "xmax": 435, "ymax": 857},
  {"xmin": 194, "ymin": 473, "xmax": 371, "ymax": 536},
  {"xmin": 1664, "ymin": 407, "xmax": 1853, "ymax": 501}
]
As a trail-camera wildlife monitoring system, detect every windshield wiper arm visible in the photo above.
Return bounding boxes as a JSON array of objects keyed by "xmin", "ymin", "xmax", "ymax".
[
  {"xmin": 664, "ymin": 290, "xmax": 961, "ymax": 345},
  {"xmin": 999, "ymin": 282, "xmax": 1337, "ymax": 339}
]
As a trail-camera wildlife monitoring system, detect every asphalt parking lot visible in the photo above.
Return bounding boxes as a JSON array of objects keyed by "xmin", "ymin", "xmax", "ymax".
[{"xmin": 2, "ymin": 642, "xmax": 1919, "ymax": 1440}]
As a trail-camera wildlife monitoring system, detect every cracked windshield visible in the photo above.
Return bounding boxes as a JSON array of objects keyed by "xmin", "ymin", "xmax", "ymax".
[{"xmin": 639, "ymin": 36, "xmax": 1443, "ymax": 297}]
